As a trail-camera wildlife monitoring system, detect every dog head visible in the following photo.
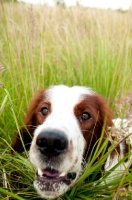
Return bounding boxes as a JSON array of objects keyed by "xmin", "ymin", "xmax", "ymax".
[{"xmin": 12, "ymin": 85, "xmax": 113, "ymax": 199}]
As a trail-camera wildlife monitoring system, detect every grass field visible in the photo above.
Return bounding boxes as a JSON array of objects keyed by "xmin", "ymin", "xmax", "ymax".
[{"xmin": 0, "ymin": 1, "xmax": 132, "ymax": 199}]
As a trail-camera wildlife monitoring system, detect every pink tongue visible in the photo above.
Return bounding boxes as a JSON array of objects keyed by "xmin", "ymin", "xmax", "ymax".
[{"xmin": 43, "ymin": 168, "xmax": 60, "ymax": 178}]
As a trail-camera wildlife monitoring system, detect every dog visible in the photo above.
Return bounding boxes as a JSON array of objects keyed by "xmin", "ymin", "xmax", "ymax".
[{"xmin": 12, "ymin": 85, "xmax": 132, "ymax": 199}]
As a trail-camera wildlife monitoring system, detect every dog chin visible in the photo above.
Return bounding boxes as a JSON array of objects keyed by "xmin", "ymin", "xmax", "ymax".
[
  {"xmin": 33, "ymin": 168, "xmax": 77, "ymax": 199},
  {"xmin": 34, "ymin": 180, "xmax": 70, "ymax": 199}
]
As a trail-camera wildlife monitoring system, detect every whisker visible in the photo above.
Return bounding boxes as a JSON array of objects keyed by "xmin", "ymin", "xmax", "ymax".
[
  {"xmin": 25, "ymin": 125, "xmax": 38, "ymax": 128},
  {"xmin": 81, "ymin": 130, "xmax": 94, "ymax": 134},
  {"xmin": 24, "ymin": 142, "xmax": 32, "ymax": 147}
]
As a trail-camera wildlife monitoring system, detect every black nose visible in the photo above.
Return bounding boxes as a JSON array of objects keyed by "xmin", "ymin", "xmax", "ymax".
[{"xmin": 36, "ymin": 130, "xmax": 68, "ymax": 158}]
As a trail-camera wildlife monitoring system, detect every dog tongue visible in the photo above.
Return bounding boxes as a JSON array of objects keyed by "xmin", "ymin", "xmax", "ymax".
[{"xmin": 43, "ymin": 168, "xmax": 60, "ymax": 177}]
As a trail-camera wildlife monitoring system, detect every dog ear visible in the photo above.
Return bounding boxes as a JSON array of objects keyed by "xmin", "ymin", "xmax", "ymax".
[
  {"xmin": 11, "ymin": 127, "xmax": 32, "ymax": 153},
  {"xmin": 91, "ymin": 94, "xmax": 113, "ymax": 145},
  {"xmin": 95, "ymin": 94, "xmax": 113, "ymax": 130},
  {"xmin": 11, "ymin": 90, "xmax": 45, "ymax": 153},
  {"xmin": 84, "ymin": 94, "xmax": 114, "ymax": 159},
  {"xmin": 90, "ymin": 94, "xmax": 113, "ymax": 145}
]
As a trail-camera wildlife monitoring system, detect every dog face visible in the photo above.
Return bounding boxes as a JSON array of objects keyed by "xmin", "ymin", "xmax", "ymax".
[{"xmin": 12, "ymin": 85, "xmax": 113, "ymax": 199}]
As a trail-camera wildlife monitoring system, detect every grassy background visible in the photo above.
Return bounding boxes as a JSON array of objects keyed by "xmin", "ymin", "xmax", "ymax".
[{"xmin": 0, "ymin": 1, "xmax": 132, "ymax": 199}]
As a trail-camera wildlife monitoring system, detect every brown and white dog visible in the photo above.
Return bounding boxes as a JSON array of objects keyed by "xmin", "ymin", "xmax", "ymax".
[{"xmin": 12, "ymin": 85, "xmax": 132, "ymax": 199}]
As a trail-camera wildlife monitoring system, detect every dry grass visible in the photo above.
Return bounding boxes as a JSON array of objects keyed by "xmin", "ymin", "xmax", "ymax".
[
  {"xmin": 0, "ymin": 4, "xmax": 132, "ymax": 99},
  {"xmin": 0, "ymin": 2, "xmax": 132, "ymax": 199}
]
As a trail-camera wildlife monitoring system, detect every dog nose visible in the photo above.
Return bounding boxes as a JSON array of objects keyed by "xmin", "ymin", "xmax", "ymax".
[{"xmin": 36, "ymin": 130, "xmax": 68, "ymax": 158}]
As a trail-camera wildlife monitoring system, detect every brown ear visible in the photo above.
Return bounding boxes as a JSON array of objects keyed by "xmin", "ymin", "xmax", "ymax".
[
  {"xmin": 89, "ymin": 94, "xmax": 113, "ymax": 155},
  {"xmin": 91, "ymin": 94, "xmax": 113, "ymax": 146},
  {"xmin": 11, "ymin": 128, "xmax": 32, "ymax": 153},
  {"xmin": 11, "ymin": 90, "xmax": 45, "ymax": 153},
  {"xmin": 95, "ymin": 94, "xmax": 113, "ymax": 130},
  {"xmin": 87, "ymin": 94, "xmax": 113, "ymax": 147}
]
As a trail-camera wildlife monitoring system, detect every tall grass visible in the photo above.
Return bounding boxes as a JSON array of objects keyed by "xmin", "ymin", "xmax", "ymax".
[{"xmin": 0, "ymin": 2, "xmax": 132, "ymax": 199}]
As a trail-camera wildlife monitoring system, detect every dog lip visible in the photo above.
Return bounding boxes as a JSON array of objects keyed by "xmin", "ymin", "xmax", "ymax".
[
  {"xmin": 36, "ymin": 168, "xmax": 66, "ymax": 182},
  {"xmin": 36, "ymin": 170, "xmax": 71, "ymax": 192},
  {"xmin": 37, "ymin": 168, "xmax": 77, "ymax": 181},
  {"xmin": 43, "ymin": 168, "xmax": 60, "ymax": 178},
  {"xmin": 36, "ymin": 172, "xmax": 67, "ymax": 183},
  {"xmin": 36, "ymin": 168, "xmax": 77, "ymax": 187}
]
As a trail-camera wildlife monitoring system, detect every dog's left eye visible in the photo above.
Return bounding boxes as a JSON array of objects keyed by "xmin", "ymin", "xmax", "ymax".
[
  {"xmin": 41, "ymin": 107, "xmax": 49, "ymax": 116},
  {"xmin": 81, "ymin": 112, "xmax": 91, "ymax": 121}
]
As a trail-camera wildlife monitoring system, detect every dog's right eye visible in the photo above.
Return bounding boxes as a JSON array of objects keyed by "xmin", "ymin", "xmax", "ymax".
[
  {"xmin": 81, "ymin": 112, "xmax": 91, "ymax": 122},
  {"xmin": 40, "ymin": 107, "xmax": 49, "ymax": 116}
]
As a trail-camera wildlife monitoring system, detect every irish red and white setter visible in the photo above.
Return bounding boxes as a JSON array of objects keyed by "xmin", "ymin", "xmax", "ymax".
[{"xmin": 12, "ymin": 85, "xmax": 132, "ymax": 199}]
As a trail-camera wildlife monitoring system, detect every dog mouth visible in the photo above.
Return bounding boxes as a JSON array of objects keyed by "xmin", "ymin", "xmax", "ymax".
[{"xmin": 35, "ymin": 167, "xmax": 77, "ymax": 192}]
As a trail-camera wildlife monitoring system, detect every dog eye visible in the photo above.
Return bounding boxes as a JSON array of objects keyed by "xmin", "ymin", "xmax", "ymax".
[
  {"xmin": 41, "ymin": 107, "xmax": 49, "ymax": 116},
  {"xmin": 81, "ymin": 112, "xmax": 91, "ymax": 121}
]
